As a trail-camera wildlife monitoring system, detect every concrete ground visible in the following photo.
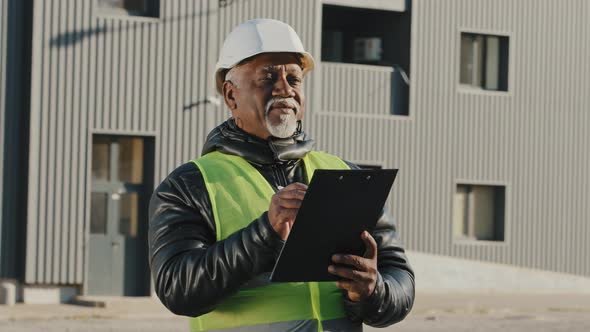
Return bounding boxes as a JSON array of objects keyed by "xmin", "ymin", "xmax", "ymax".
[{"xmin": 1, "ymin": 292, "xmax": 589, "ymax": 331}]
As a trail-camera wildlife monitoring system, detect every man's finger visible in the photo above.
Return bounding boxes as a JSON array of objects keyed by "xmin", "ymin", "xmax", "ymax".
[
  {"xmin": 276, "ymin": 198, "xmax": 303, "ymax": 209},
  {"xmin": 331, "ymin": 254, "xmax": 368, "ymax": 271},
  {"xmin": 282, "ymin": 182, "xmax": 308, "ymax": 191},
  {"xmin": 362, "ymin": 231, "xmax": 378, "ymax": 260},
  {"xmin": 277, "ymin": 208, "xmax": 299, "ymax": 221},
  {"xmin": 328, "ymin": 265, "xmax": 371, "ymax": 281},
  {"xmin": 277, "ymin": 189, "xmax": 306, "ymax": 201}
]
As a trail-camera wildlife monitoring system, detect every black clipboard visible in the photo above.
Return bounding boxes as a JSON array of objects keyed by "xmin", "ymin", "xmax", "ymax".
[{"xmin": 270, "ymin": 169, "xmax": 398, "ymax": 282}]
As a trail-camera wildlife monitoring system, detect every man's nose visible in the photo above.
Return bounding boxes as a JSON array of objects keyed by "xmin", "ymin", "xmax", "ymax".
[{"xmin": 272, "ymin": 73, "xmax": 295, "ymax": 97}]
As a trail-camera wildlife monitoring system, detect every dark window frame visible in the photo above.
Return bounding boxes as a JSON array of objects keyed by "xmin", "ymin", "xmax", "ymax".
[
  {"xmin": 321, "ymin": 4, "xmax": 412, "ymax": 116},
  {"xmin": 95, "ymin": 0, "xmax": 160, "ymax": 19},
  {"xmin": 459, "ymin": 32, "xmax": 510, "ymax": 92},
  {"xmin": 453, "ymin": 183, "xmax": 506, "ymax": 242}
]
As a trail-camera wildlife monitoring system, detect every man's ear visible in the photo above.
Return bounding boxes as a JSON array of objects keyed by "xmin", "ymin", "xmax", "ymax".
[{"xmin": 222, "ymin": 81, "xmax": 237, "ymax": 110}]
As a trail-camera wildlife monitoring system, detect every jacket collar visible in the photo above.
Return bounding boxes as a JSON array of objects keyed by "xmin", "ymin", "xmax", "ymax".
[{"xmin": 201, "ymin": 119, "xmax": 314, "ymax": 165}]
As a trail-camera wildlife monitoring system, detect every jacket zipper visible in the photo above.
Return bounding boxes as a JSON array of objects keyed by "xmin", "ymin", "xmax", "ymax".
[
  {"xmin": 272, "ymin": 164, "xmax": 289, "ymax": 189},
  {"xmin": 268, "ymin": 140, "xmax": 289, "ymax": 189}
]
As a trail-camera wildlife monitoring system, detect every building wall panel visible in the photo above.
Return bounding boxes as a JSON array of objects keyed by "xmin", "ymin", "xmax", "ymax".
[
  {"xmin": 25, "ymin": 0, "xmax": 322, "ymax": 285},
  {"xmin": 310, "ymin": 0, "xmax": 590, "ymax": 277},
  {"xmin": 24, "ymin": 0, "xmax": 590, "ymax": 284},
  {"xmin": 372, "ymin": 0, "xmax": 587, "ymax": 275},
  {"xmin": 26, "ymin": 0, "xmax": 220, "ymax": 284}
]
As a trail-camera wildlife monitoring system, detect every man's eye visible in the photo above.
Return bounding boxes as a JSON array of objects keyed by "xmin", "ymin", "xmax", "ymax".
[
  {"xmin": 264, "ymin": 73, "xmax": 274, "ymax": 80},
  {"xmin": 288, "ymin": 77, "xmax": 302, "ymax": 85}
]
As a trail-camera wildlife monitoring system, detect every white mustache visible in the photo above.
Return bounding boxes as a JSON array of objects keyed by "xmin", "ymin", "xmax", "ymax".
[{"xmin": 265, "ymin": 97, "xmax": 299, "ymax": 115}]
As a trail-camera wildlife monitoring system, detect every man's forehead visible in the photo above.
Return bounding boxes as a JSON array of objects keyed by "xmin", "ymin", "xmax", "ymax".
[
  {"xmin": 249, "ymin": 53, "xmax": 303, "ymax": 72},
  {"xmin": 260, "ymin": 64, "xmax": 303, "ymax": 73}
]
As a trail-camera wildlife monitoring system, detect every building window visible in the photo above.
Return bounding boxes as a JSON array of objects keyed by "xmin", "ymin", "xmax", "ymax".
[
  {"xmin": 322, "ymin": 5, "xmax": 410, "ymax": 68},
  {"xmin": 460, "ymin": 32, "xmax": 509, "ymax": 91},
  {"xmin": 453, "ymin": 184, "xmax": 505, "ymax": 241},
  {"xmin": 96, "ymin": 0, "xmax": 160, "ymax": 18},
  {"xmin": 321, "ymin": 4, "xmax": 411, "ymax": 116}
]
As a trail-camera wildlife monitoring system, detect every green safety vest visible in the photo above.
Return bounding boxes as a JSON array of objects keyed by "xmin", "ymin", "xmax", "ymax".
[{"xmin": 190, "ymin": 151, "xmax": 351, "ymax": 332}]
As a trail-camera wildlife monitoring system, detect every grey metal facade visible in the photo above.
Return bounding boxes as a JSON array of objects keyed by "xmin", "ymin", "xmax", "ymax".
[
  {"xmin": 316, "ymin": 0, "xmax": 590, "ymax": 277},
  {"xmin": 24, "ymin": 0, "xmax": 322, "ymax": 286},
  {"xmin": 1, "ymin": 0, "xmax": 588, "ymax": 287},
  {"xmin": 394, "ymin": 0, "xmax": 589, "ymax": 277}
]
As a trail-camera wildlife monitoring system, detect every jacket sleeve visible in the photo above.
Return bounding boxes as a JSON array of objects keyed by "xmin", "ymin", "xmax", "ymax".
[
  {"xmin": 148, "ymin": 162, "xmax": 285, "ymax": 317},
  {"xmin": 342, "ymin": 210, "xmax": 415, "ymax": 327},
  {"xmin": 342, "ymin": 162, "xmax": 415, "ymax": 327}
]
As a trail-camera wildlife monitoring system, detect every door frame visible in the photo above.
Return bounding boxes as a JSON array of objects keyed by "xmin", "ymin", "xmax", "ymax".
[{"xmin": 83, "ymin": 130, "xmax": 156, "ymax": 296}]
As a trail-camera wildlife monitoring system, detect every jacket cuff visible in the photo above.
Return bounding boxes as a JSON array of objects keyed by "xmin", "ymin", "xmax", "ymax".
[
  {"xmin": 256, "ymin": 211, "xmax": 285, "ymax": 258},
  {"xmin": 343, "ymin": 272, "xmax": 386, "ymax": 321}
]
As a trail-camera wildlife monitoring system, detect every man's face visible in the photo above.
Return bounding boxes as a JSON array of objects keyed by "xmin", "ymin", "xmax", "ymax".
[{"xmin": 222, "ymin": 53, "xmax": 306, "ymax": 139}]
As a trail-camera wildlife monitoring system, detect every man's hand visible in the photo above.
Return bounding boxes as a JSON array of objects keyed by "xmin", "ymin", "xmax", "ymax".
[
  {"xmin": 268, "ymin": 182, "xmax": 308, "ymax": 240},
  {"xmin": 328, "ymin": 231, "xmax": 379, "ymax": 302}
]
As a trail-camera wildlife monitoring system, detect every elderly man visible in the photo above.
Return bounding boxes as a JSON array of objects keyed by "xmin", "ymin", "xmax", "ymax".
[{"xmin": 149, "ymin": 19, "xmax": 414, "ymax": 332}]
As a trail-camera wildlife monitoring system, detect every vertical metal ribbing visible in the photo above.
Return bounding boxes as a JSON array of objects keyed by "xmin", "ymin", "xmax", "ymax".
[
  {"xmin": 60, "ymin": 0, "xmax": 74, "ymax": 283},
  {"xmin": 20, "ymin": 0, "xmax": 590, "ymax": 285}
]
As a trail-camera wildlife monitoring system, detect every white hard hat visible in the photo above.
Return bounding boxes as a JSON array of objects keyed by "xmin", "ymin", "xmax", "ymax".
[{"xmin": 215, "ymin": 18, "xmax": 315, "ymax": 94}]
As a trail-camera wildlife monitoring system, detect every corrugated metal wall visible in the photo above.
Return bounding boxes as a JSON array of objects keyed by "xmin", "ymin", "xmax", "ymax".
[
  {"xmin": 24, "ymin": 0, "xmax": 590, "ymax": 285},
  {"xmin": 25, "ymin": 0, "xmax": 322, "ymax": 285},
  {"xmin": 314, "ymin": 0, "xmax": 590, "ymax": 277},
  {"xmin": 321, "ymin": 63, "xmax": 394, "ymax": 116},
  {"xmin": 26, "ymin": 0, "xmax": 214, "ymax": 284},
  {"xmin": 408, "ymin": 0, "xmax": 589, "ymax": 277}
]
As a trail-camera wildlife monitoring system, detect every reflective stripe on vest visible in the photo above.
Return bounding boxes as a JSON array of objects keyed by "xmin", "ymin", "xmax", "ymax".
[{"xmin": 190, "ymin": 151, "xmax": 350, "ymax": 331}]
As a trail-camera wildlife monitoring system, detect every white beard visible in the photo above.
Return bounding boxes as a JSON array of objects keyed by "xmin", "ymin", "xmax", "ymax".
[
  {"xmin": 265, "ymin": 97, "xmax": 300, "ymax": 138},
  {"xmin": 266, "ymin": 112, "xmax": 298, "ymax": 138}
]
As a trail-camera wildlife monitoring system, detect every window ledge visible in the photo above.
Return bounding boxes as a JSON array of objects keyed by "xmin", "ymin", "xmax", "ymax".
[
  {"xmin": 316, "ymin": 111, "xmax": 412, "ymax": 121},
  {"xmin": 95, "ymin": 12, "xmax": 161, "ymax": 23},
  {"xmin": 323, "ymin": 0, "xmax": 406, "ymax": 12},
  {"xmin": 457, "ymin": 85, "xmax": 512, "ymax": 97},
  {"xmin": 453, "ymin": 239, "xmax": 508, "ymax": 246},
  {"xmin": 321, "ymin": 61, "xmax": 395, "ymax": 72}
]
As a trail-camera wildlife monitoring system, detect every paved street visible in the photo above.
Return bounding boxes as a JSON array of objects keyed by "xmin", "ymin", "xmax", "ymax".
[
  {"xmin": 1, "ymin": 293, "xmax": 589, "ymax": 331},
  {"xmin": 2, "ymin": 312, "xmax": 590, "ymax": 332}
]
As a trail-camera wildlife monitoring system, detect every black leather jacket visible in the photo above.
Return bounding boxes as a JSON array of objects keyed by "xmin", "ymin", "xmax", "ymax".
[{"xmin": 148, "ymin": 120, "xmax": 415, "ymax": 328}]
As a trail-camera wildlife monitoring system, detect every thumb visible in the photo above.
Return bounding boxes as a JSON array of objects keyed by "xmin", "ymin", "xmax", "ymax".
[{"xmin": 362, "ymin": 231, "xmax": 378, "ymax": 260}]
